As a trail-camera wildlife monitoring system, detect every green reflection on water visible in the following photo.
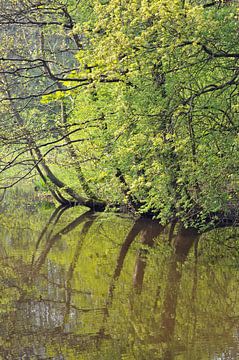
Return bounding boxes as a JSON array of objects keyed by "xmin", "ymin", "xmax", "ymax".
[{"xmin": 0, "ymin": 195, "xmax": 239, "ymax": 359}]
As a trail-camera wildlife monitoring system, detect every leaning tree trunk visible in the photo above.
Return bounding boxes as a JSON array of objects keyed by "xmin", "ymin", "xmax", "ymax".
[{"xmin": 4, "ymin": 79, "xmax": 106, "ymax": 209}]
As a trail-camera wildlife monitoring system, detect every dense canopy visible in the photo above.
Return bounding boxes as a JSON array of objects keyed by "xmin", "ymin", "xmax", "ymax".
[{"xmin": 0, "ymin": 0, "xmax": 238, "ymax": 227}]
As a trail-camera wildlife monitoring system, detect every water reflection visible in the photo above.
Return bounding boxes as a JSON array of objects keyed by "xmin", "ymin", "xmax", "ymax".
[{"xmin": 0, "ymin": 202, "xmax": 238, "ymax": 359}]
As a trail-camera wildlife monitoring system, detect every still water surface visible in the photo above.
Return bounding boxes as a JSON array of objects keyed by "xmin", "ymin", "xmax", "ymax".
[{"xmin": 0, "ymin": 195, "xmax": 239, "ymax": 359}]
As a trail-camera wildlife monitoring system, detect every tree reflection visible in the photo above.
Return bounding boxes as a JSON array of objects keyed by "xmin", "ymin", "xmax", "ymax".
[
  {"xmin": 157, "ymin": 226, "xmax": 199, "ymax": 359},
  {"xmin": 0, "ymin": 206, "xmax": 238, "ymax": 359},
  {"xmin": 0, "ymin": 206, "xmax": 103, "ymax": 358},
  {"xmin": 133, "ymin": 219, "xmax": 164, "ymax": 292}
]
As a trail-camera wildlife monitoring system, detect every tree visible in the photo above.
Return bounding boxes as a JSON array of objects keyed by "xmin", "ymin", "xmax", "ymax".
[{"xmin": 0, "ymin": 0, "xmax": 238, "ymax": 227}]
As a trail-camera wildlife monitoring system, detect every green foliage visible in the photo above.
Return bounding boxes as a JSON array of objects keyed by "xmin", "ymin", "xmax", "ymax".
[
  {"xmin": 58, "ymin": 0, "xmax": 238, "ymax": 224},
  {"xmin": 0, "ymin": 0, "xmax": 238, "ymax": 225}
]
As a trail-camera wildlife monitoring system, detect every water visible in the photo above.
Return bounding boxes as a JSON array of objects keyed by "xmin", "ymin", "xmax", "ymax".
[{"xmin": 0, "ymin": 194, "xmax": 239, "ymax": 359}]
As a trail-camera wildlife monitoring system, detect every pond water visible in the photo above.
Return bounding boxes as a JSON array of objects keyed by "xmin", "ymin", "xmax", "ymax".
[{"xmin": 0, "ymin": 193, "xmax": 239, "ymax": 359}]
